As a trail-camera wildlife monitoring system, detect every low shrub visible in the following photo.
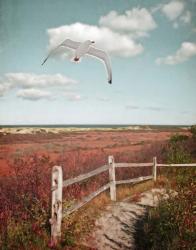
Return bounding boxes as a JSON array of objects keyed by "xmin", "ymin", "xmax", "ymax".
[
  {"xmin": 190, "ymin": 125, "xmax": 196, "ymax": 138},
  {"xmin": 0, "ymin": 155, "xmax": 52, "ymax": 249},
  {"xmin": 136, "ymin": 135, "xmax": 196, "ymax": 250},
  {"xmin": 1, "ymin": 131, "xmax": 193, "ymax": 249},
  {"xmin": 163, "ymin": 133, "xmax": 191, "ymax": 164},
  {"xmin": 169, "ymin": 133, "xmax": 189, "ymax": 143}
]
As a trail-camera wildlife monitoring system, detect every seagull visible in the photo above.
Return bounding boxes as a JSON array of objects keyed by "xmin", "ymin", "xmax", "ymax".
[{"xmin": 42, "ymin": 39, "xmax": 112, "ymax": 84}]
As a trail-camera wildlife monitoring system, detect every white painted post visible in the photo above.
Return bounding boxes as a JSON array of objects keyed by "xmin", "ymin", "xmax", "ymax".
[
  {"xmin": 108, "ymin": 155, "xmax": 116, "ymax": 201},
  {"xmin": 153, "ymin": 157, "xmax": 157, "ymax": 181},
  {"xmin": 50, "ymin": 166, "xmax": 63, "ymax": 245}
]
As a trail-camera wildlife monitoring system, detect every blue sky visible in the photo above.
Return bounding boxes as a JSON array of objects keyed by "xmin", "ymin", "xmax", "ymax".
[{"xmin": 0, "ymin": 0, "xmax": 196, "ymax": 125}]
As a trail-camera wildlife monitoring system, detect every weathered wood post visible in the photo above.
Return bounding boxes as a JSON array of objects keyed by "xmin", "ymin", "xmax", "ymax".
[
  {"xmin": 50, "ymin": 166, "xmax": 63, "ymax": 245},
  {"xmin": 108, "ymin": 155, "xmax": 116, "ymax": 201},
  {"xmin": 153, "ymin": 157, "xmax": 157, "ymax": 181}
]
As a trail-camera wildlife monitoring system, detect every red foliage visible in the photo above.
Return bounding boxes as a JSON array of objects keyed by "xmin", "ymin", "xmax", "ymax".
[{"xmin": 0, "ymin": 130, "xmax": 190, "ymax": 248}]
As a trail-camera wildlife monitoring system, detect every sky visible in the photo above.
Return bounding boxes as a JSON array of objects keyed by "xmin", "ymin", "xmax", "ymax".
[{"xmin": 0, "ymin": 0, "xmax": 196, "ymax": 125}]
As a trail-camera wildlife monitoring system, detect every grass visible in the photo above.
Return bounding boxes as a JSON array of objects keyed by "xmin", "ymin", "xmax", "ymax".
[
  {"xmin": 61, "ymin": 192, "xmax": 110, "ymax": 248},
  {"xmin": 116, "ymin": 180, "xmax": 154, "ymax": 201}
]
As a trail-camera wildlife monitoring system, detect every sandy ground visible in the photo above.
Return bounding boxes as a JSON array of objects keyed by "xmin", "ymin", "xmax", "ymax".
[
  {"xmin": 0, "ymin": 126, "xmax": 155, "ymax": 135},
  {"xmin": 83, "ymin": 188, "xmax": 175, "ymax": 250},
  {"xmin": 0, "ymin": 126, "xmax": 189, "ymax": 135}
]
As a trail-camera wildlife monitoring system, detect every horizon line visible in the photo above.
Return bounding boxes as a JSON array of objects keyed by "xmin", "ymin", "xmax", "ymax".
[{"xmin": 0, "ymin": 123, "xmax": 193, "ymax": 127}]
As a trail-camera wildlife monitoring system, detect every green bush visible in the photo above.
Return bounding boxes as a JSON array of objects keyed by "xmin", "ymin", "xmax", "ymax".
[
  {"xmin": 165, "ymin": 134, "xmax": 191, "ymax": 164},
  {"xmin": 190, "ymin": 125, "xmax": 196, "ymax": 138},
  {"xmin": 166, "ymin": 143, "xmax": 191, "ymax": 164},
  {"xmin": 169, "ymin": 134, "xmax": 189, "ymax": 143},
  {"xmin": 136, "ymin": 135, "xmax": 195, "ymax": 250},
  {"xmin": 136, "ymin": 167, "xmax": 195, "ymax": 250}
]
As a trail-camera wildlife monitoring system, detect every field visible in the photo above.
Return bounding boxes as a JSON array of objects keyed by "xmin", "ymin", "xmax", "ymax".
[
  {"xmin": 0, "ymin": 126, "xmax": 190, "ymax": 176},
  {"xmin": 0, "ymin": 126, "xmax": 194, "ymax": 249}
]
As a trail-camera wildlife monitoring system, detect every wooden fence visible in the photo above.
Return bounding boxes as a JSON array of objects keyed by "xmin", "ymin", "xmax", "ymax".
[{"xmin": 50, "ymin": 156, "xmax": 196, "ymax": 243}]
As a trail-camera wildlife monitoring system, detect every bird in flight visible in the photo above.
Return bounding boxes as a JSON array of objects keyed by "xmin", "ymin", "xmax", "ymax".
[{"xmin": 42, "ymin": 39, "xmax": 112, "ymax": 84}]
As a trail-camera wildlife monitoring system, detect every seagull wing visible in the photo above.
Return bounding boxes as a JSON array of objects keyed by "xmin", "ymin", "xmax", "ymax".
[
  {"xmin": 87, "ymin": 47, "xmax": 112, "ymax": 84},
  {"xmin": 42, "ymin": 39, "xmax": 81, "ymax": 65}
]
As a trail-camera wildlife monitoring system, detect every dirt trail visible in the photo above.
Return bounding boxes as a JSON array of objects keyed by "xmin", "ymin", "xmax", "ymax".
[{"xmin": 83, "ymin": 189, "xmax": 171, "ymax": 250}]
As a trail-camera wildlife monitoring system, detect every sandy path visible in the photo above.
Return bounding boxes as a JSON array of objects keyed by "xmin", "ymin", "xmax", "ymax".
[{"xmin": 83, "ymin": 189, "xmax": 170, "ymax": 250}]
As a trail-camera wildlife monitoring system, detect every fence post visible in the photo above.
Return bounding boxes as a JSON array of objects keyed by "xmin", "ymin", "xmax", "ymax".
[
  {"xmin": 50, "ymin": 166, "xmax": 63, "ymax": 245},
  {"xmin": 108, "ymin": 155, "xmax": 116, "ymax": 201},
  {"xmin": 153, "ymin": 157, "xmax": 157, "ymax": 181}
]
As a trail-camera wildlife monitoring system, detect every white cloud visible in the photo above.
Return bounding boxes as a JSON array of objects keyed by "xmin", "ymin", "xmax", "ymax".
[
  {"xmin": 17, "ymin": 88, "xmax": 52, "ymax": 101},
  {"xmin": 162, "ymin": 1, "xmax": 184, "ymax": 21},
  {"xmin": 99, "ymin": 8, "xmax": 157, "ymax": 36},
  {"xmin": 0, "ymin": 73, "xmax": 78, "ymax": 99},
  {"xmin": 156, "ymin": 42, "xmax": 196, "ymax": 65},
  {"xmin": 3, "ymin": 73, "xmax": 77, "ymax": 89},
  {"xmin": 47, "ymin": 22, "xmax": 144, "ymax": 58},
  {"xmin": 153, "ymin": 2, "xmax": 191, "ymax": 28}
]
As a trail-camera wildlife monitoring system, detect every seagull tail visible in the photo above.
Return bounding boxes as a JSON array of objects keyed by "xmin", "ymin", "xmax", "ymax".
[
  {"xmin": 41, "ymin": 57, "xmax": 49, "ymax": 66},
  {"xmin": 71, "ymin": 57, "xmax": 81, "ymax": 63},
  {"xmin": 74, "ymin": 57, "xmax": 80, "ymax": 62},
  {"xmin": 41, "ymin": 60, "xmax": 46, "ymax": 66}
]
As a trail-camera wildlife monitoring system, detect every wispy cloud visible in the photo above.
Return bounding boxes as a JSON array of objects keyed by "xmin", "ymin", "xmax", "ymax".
[
  {"xmin": 96, "ymin": 97, "xmax": 110, "ymax": 102},
  {"xmin": 0, "ymin": 84, "xmax": 9, "ymax": 97},
  {"xmin": 125, "ymin": 105, "xmax": 140, "ymax": 110},
  {"xmin": 180, "ymin": 10, "xmax": 191, "ymax": 24},
  {"xmin": 3, "ymin": 73, "xmax": 77, "ymax": 89},
  {"xmin": 17, "ymin": 88, "xmax": 52, "ymax": 101},
  {"xmin": 173, "ymin": 10, "xmax": 191, "ymax": 28},
  {"xmin": 126, "ymin": 104, "xmax": 165, "ymax": 111},
  {"xmin": 156, "ymin": 42, "xmax": 196, "ymax": 65},
  {"xmin": 146, "ymin": 106, "xmax": 164, "ymax": 111},
  {"xmin": 63, "ymin": 92, "xmax": 85, "ymax": 101}
]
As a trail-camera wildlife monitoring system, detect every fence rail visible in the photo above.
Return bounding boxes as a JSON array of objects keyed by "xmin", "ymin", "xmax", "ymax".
[
  {"xmin": 63, "ymin": 164, "xmax": 109, "ymax": 187},
  {"xmin": 116, "ymin": 175, "xmax": 153, "ymax": 185},
  {"xmin": 115, "ymin": 162, "xmax": 153, "ymax": 168},
  {"xmin": 64, "ymin": 183, "xmax": 110, "ymax": 216},
  {"xmin": 50, "ymin": 156, "xmax": 196, "ymax": 243},
  {"xmin": 157, "ymin": 163, "xmax": 196, "ymax": 167}
]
